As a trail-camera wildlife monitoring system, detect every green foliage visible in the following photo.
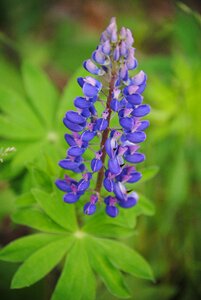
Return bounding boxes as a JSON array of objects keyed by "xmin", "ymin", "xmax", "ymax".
[
  {"xmin": 0, "ymin": 163, "xmax": 155, "ymax": 299},
  {"xmin": 0, "ymin": 61, "xmax": 65, "ymax": 177}
]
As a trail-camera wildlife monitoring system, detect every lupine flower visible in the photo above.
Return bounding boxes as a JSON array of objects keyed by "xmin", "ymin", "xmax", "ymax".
[{"xmin": 56, "ymin": 17, "xmax": 150, "ymax": 217}]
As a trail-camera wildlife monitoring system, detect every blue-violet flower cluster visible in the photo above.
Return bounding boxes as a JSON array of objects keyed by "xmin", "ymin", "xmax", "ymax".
[{"xmin": 56, "ymin": 18, "xmax": 150, "ymax": 217}]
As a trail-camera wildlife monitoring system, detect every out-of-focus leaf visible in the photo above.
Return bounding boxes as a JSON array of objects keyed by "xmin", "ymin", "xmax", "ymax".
[
  {"xmin": 134, "ymin": 194, "xmax": 155, "ymax": 216},
  {"xmin": 0, "ymin": 87, "xmax": 43, "ymax": 132},
  {"xmin": 86, "ymin": 238, "xmax": 130, "ymax": 299},
  {"xmin": 11, "ymin": 142, "xmax": 43, "ymax": 171},
  {"xmin": 30, "ymin": 167, "xmax": 53, "ymax": 192},
  {"xmin": 11, "ymin": 236, "xmax": 74, "ymax": 289},
  {"xmin": 0, "ymin": 188, "xmax": 15, "ymax": 220},
  {"xmin": 136, "ymin": 166, "xmax": 159, "ymax": 185},
  {"xmin": 22, "ymin": 62, "xmax": 59, "ymax": 128},
  {"xmin": 15, "ymin": 192, "xmax": 35, "ymax": 207},
  {"xmin": 52, "ymin": 240, "xmax": 96, "ymax": 300},
  {"xmin": 0, "ymin": 56, "xmax": 24, "ymax": 93},
  {"xmin": 0, "ymin": 115, "xmax": 41, "ymax": 140},
  {"xmin": 167, "ymin": 149, "xmax": 189, "ymax": 206},
  {"xmin": 12, "ymin": 208, "xmax": 66, "ymax": 234},
  {"xmin": 0, "ymin": 234, "xmax": 61, "ymax": 262},
  {"xmin": 32, "ymin": 189, "xmax": 78, "ymax": 232}
]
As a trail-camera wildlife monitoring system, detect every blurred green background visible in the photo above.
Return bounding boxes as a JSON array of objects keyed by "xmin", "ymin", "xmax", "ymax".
[{"xmin": 0, "ymin": 0, "xmax": 201, "ymax": 299}]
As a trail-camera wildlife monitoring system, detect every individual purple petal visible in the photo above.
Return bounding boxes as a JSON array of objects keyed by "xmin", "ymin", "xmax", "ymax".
[
  {"xmin": 106, "ymin": 205, "xmax": 119, "ymax": 218},
  {"xmin": 131, "ymin": 71, "xmax": 147, "ymax": 85},
  {"xmin": 83, "ymin": 83, "xmax": 98, "ymax": 98},
  {"xmin": 113, "ymin": 182, "xmax": 127, "ymax": 201},
  {"xmin": 119, "ymin": 196, "xmax": 137, "ymax": 208},
  {"xmin": 77, "ymin": 77, "xmax": 84, "ymax": 87},
  {"xmin": 74, "ymin": 97, "xmax": 91, "ymax": 109},
  {"xmin": 59, "ymin": 159, "xmax": 79, "ymax": 170},
  {"xmin": 119, "ymin": 64, "xmax": 128, "ymax": 81},
  {"xmin": 127, "ymin": 171, "xmax": 142, "ymax": 183},
  {"xmin": 126, "ymin": 131, "xmax": 146, "ymax": 143},
  {"xmin": 81, "ymin": 131, "xmax": 96, "ymax": 142},
  {"xmin": 81, "ymin": 108, "xmax": 91, "ymax": 118},
  {"xmin": 108, "ymin": 157, "xmax": 122, "ymax": 174},
  {"xmin": 102, "ymin": 40, "xmax": 111, "ymax": 55},
  {"xmin": 84, "ymin": 202, "xmax": 96, "ymax": 215},
  {"xmin": 83, "ymin": 59, "xmax": 103, "ymax": 75},
  {"xmin": 63, "ymin": 193, "xmax": 80, "ymax": 203},
  {"xmin": 63, "ymin": 118, "xmax": 84, "ymax": 132},
  {"xmin": 113, "ymin": 45, "xmax": 120, "ymax": 61},
  {"xmin": 105, "ymin": 138, "xmax": 115, "ymax": 158},
  {"xmin": 120, "ymin": 41, "xmax": 127, "ymax": 57},
  {"xmin": 91, "ymin": 158, "xmax": 103, "ymax": 172},
  {"xmin": 92, "ymin": 48, "xmax": 107, "ymax": 65},
  {"xmin": 126, "ymin": 93, "xmax": 143, "ymax": 105},
  {"xmin": 125, "ymin": 29, "xmax": 134, "ymax": 46},
  {"xmin": 55, "ymin": 179, "xmax": 71, "ymax": 192},
  {"xmin": 110, "ymin": 99, "xmax": 120, "ymax": 112},
  {"xmin": 103, "ymin": 177, "xmax": 114, "ymax": 192},
  {"xmin": 64, "ymin": 134, "xmax": 77, "ymax": 146},
  {"xmin": 119, "ymin": 117, "xmax": 134, "ymax": 131},
  {"xmin": 77, "ymin": 179, "xmax": 90, "ymax": 192},
  {"xmin": 137, "ymin": 120, "xmax": 150, "ymax": 131},
  {"xmin": 124, "ymin": 153, "xmax": 145, "ymax": 163},
  {"xmin": 68, "ymin": 146, "xmax": 86, "ymax": 157},
  {"xmin": 132, "ymin": 104, "xmax": 151, "ymax": 117},
  {"xmin": 66, "ymin": 111, "xmax": 86, "ymax": 124},
  {"xmin": 94, "ymin": 118, "xmax": 108, "ymax": 131}
]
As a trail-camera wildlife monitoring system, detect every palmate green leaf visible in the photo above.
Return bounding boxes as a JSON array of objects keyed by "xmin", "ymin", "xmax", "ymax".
[
  {"xmin": 52, "ymin": 239, "xmax": 96, "ymax": 300},
  {"xmin": 0, "ymin": 233, "xmax": 61, "ymax": 263},
  {"xmin": 22, "ymin": 62, "xmax": 59, "ymax": 128},
  {"xmin": 89, "ymin": 237, "xmax": 154, "ymax": 281},
  {"xmin": 11, "ymin": 236, "xmax": 74, "ymax": 289},
  {"xmin": 15, "ymin": 192, "xmax": 35, "ymax": 208},
  {"xmin": 32, "ymin": 189, "xmax": 78, "ymax": 232},
  {"xmin": 85, "ymin": 238, "xmax": 130, "ymax": 299},
  {"xmin": 12, "ymin": 207, "xmax": 66, "ymax": 234}
]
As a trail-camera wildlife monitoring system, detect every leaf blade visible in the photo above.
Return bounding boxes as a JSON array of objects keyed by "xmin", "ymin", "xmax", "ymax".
[
  {"xmin": 12, "ymin": 208, "xmax": 67, "ymax": 234},
  {"xmin": 11, "ymin": 236, "xmax": 74, "ymax": 289},
  {"xmin": 22, "ymin": 62, "xmax": 59, "ymax": 127},
  {"xmin": 86, "ymin": 237, "xmax": 130, "ymax": 299},
  {"xmin": 0, "ymin": 233, "xmax": 61, "ymax": 262},
  {"xmin": 32, "ymin": 189, "xmax": 78, "ymax": 232},
  {"xmin": 52, "ymin": 240, "xmax": 96, "ymax": 300},
  {"xmin": 96, "ymin": 238, "xmax": 154, "ymax": 281}
]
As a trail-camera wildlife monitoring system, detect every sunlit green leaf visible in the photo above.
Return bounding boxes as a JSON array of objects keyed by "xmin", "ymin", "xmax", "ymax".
[
  {"xmin": 32, "ymin": 189, "xmax": 78, "ymax": 232},
  {"xmin": 52, "ymin": 240, "xmax": 96, "ymax": 300},
  {"xmin": 12, "ymin": 207, "xmax": 66, "ymax": 233},
  {"xmin": 11, "ymin": 236, "xmax": 74, "ymax": 289},
  {"xmin": 91, "ymin": 237, "xmax": 154, "ymax": 281},
  {"xmin": 0, "ymin": 234, "xmax": 61, "ymax": 262},
  {"xmin": 86, "ymin": 238, "xmax": 130, "ymax": 298},
  {"xmin": 22, "ymin": 62, "xmax": 59, "ymax": 128}
]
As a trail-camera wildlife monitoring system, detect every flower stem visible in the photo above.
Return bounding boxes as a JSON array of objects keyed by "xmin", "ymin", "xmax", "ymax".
[{"xmin": 95, "ymin": 72, "xmax": 116, "ymax": 195}]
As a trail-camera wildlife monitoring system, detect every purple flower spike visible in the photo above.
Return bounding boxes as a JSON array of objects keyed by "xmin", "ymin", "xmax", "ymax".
[{"xmin": 56, "ymin": 17, "xmax": 150, "ymax": 217}]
